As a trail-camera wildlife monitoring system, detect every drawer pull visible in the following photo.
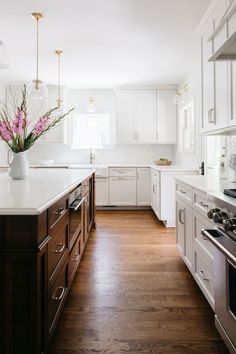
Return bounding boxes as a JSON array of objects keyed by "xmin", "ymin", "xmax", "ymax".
[
  {"xmin": 52, "ymin": 286, "xmax": 65, "ymax": 301},
  {"xmin": 199, "ymin": 201, "xmax": 209, "ymax": 208},
  {"xmin": 72, "ymin": 253, "xmax": 80, "ymax": 262},
  {"xmin": 199, "ymin": 270, "xmax": 210, "ymax": 282},
  {"xmin": 55, "ymin": 208, "xmax": 66, "ymax": 216},
  {"xmin": 53, "ymin": 243, "xmax": 65, "ymax": 253},
  {"xmin": 180, "ymin": 189, "xmax": 186, "ymax": 194}
]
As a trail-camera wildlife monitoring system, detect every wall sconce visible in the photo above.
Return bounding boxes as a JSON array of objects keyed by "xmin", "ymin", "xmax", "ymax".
[
  {"xmin": 173, "ymin": 84, "xmax": 189, "ymax": 105},
  {"xmin": 87, "ymin": 96, "xmax": 95, "ymax": 113}
]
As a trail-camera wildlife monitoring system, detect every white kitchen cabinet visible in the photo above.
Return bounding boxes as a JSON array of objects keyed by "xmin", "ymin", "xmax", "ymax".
[
  {"xmin": 109, "ymin": 176, "xmax": 137, "ymax": 205},
  {"xmin": 156, "ymin": 90, "xmax": 177, "ymax": 144},
  {"xmin": 137, "ymin": 168, "xmax": 150, "ymax": 206},
  {"xmin": 135, "ymin": 90, "xmax": 156, "ymax": 143},
  {"xmin": 95, "ymin": 178, "xmax": 109, "ymax": 206},
  {"xmin": 116, "ymin": 89, "xmax": 175, "ymax": 144},
  {"xmin": 201, "ymin": 1, "xmax": 229, "ymax": 133},
  {"xmin": 151, "ymin": 169, "xmax": 160, "ymax": 217},
  {"xmin": 116, "ymin": 90, "xmax": 136, "ymax": 143},
  {"xmin": 176, "ymin": 197, "xmax": 193, "ymax": 272}
]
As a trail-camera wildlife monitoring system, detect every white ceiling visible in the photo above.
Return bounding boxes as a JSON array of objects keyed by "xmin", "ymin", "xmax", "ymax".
[{"xmin": 0, "ymin": 0, "xmax": 212, "ymax": 89}]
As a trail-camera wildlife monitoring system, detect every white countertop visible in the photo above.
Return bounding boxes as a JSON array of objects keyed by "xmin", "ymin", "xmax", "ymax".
[{"xmin": 0, "ymin": 169, "xmax": 95, "ymax": 215}]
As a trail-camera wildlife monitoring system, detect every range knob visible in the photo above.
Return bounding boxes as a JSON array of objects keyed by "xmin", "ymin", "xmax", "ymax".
[
  {"xmin": 223, "ymin": 218, "xmax": 236, "ymax": 232},
  {"xmin": 207, "ymin": 208, "xmax": 221, "ymax": 219},
  {"xmin": 213, "ymin": 211, "xmax": 229, "ymax": 224}
]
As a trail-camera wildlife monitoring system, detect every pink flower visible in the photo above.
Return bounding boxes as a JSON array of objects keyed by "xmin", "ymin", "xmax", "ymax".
[
  {"xmin": 33, "ymin": 116, "xmax": 50, "ymax": 136},
  {"xmin": 0, "ymin": 121, "xmax": 13, "ymax": 141},
  {"xmin": 11, "ymin": 108, "xmax": 24, "ymax": 135}
]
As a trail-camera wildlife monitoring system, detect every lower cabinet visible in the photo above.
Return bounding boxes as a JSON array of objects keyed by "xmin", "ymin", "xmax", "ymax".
[
  {"xmin": 95, "ymin": 178, "xmax": 109, "ymax": 206},
  {"xmin": 109, "ymin": 176, "xmax": 137, "ymax": 205},
  {"xmin": 0, "ymin": 173, "xmax": 96, "ymax": 354},
  {"xmin": 137, "ymin": 168, "xmax": 150, "ymax": 206},
  {"xmin": 175, "ymin": 180, "xmax": 215, "ymax": 310},
  {"xmin": 176, "ymin": 198, "xmax": 193, "ymax": 271}
]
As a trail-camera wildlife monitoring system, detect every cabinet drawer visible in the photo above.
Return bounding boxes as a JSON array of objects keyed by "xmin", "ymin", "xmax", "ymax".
[
  {"xmin": 48, "ymin": 260, "xmax": 69, "ymax": 336},
  {"xmin": 69, "ymin": 235, "xmax": 82, "ymax": 282},
  {"xmin": 194, "ymin": 244, "xmax": 214, "ymax": 309},
  {"xmin": 109, "ymin": 167, "xmax": 136, "ymax": 177},
  {"xmin": 193, "ymin": 188, "xmax": 214, "ymax": 219},
  {"xmin": 193, "ymin": 211, "xmax": 215, "ymax": 258},
  {"xmin": 151, "ymin": 170, "xmax": 160, "ymax": 184},
  {"xmin": 176, "ymin": 182, "xmax": 192, "ymax": 205},
  {"xmin": 48, "ymin": 196, "xmax": 68, "ymax": 228},
  {"xmin": 48, "ymin": 213, "xmax": 69, "ymax": 281}
]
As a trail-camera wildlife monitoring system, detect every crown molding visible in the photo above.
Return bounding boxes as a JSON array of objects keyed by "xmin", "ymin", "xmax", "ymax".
[{"xmin": 195, "ymin": 0, "xmax": 222, "ymax": 33}]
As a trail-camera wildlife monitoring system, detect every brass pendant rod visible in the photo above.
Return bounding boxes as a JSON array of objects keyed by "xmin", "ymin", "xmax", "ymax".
[
  {"xmin": 55, "ymin": 50, "xmax": 63, "ymax": 107},
  {"xmin": 36, "ymin": 17, "xmax": 39, "ymax": 88}
]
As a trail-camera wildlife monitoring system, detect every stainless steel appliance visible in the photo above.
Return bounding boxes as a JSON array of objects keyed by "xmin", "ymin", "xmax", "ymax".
[
  {"xmin": 68, "ymin": 185, "xmax": 85, "ymax": 249},
  {"xmin": 202, "ymin": 195, "xmax": 236, "ymax": 354}
]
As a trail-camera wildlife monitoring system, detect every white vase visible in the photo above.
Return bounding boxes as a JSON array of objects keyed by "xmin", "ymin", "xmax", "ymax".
[{"xmin": 8, "ymin": 151, "xmax": 29, "ymax": 180}]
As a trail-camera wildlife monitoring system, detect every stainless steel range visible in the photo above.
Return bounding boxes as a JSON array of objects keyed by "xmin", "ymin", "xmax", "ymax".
[{"xmin": 201, "ymin": 192, "xmax": 236, "ymax": 354}]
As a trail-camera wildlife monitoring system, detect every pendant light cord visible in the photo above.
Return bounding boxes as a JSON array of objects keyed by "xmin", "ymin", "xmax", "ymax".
[
  {"xmin": 36, "ymin": 17, "xmax": 39, "ymax": 88},
  {"xmin": 58, "ymin": 52, "xmax": 61, "ymax": 107}
]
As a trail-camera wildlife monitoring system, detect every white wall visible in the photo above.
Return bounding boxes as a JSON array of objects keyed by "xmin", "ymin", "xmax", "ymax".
[{"xmin": 174, "ymin": 41, "xmax": 203, "ymax": 170}]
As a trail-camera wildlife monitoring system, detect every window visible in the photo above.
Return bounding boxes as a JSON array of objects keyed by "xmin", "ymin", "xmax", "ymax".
[
  {"xmin": 178, "ymin": 102, "xmax": 195, "ymax": 152},
  {"xmin": 70, "ymin": 114, "xmax": 112, "ymax": 148}
]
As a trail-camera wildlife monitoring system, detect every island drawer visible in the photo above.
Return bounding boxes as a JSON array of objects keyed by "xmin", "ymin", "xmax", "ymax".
[
  {"xmin": 82, "ymin": 178, "xmax": 90, "ymax": 196},
  {"xmin": 193, "ymin": 188, "xmax": 214, "ymax": 219},
  {"xmin": 48, "ymin": 212, "xmax": 69, "ymax": 282},
  {"xmin": 69, "ymin": 234, "xmax": 82, "ymax": 284},
  {"xmin": 48, "ymin": 195, "xmax": 68, "ymax": 228},
  {"xmin": 48, "ymin": 259, "xmax": 69, "ymax": 338}
]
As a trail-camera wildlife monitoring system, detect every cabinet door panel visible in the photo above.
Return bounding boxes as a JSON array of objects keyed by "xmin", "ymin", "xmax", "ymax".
[
  {"xmin": 109, "ymin": 177, "xmax": 136, "ymax": 205},
  {"xmin": 95, "ymin": 178, "xmax": 109, "ymax": 206},
  {"xmin": 135, "ymin": 90, "xmax": 156, "ymax": 143},
  {"xmin": 116, "ymin": 90, "xmax": 136, "ymax": 143},
  {"xmin": 156, "ymin": 90, "xmax": 176, "ymax": 143},
  {"xmin": 215, "ymin": 62, "xmax": 229, "ymax": 129},
  {"xmin": 137, "ymin": 168, "xmax": 150, "ymax": 206}
]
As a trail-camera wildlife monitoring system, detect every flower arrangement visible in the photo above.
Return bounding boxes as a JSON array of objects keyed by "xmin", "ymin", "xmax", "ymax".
[{"xmin": 0, "ymin": 85, "xmax": 74, "ymax": 152}]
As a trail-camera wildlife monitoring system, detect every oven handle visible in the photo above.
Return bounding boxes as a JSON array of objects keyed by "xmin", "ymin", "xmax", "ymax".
[{"xmin": 69, "ymin": 196, "xmax": 85, "ymax": 211}]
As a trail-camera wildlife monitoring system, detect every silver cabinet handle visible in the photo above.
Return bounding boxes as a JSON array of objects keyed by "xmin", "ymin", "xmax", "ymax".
[
  {"xmin": 180, "ymin": 189, "xmax": 186, "ymax": 194},
  {"xmin": 208, "ymin": 108, "xmax": 215, "ymax": 123},
  {"xmin": 55, "ymin": 208, "xmax": 66, "ymax": 215},
  {"xmin": 52, "ymin": 286, "xmax": 65, "ymax": 300},
  {"xmin": 53, "ymin": 243, "xmax": 65, "ymax": 253},
  {"xmin": 199, "ymin": 201, "xmax": 209, "ymax": 208},
  {"xmin": 72, "ymin": 252, "xmax": 80, "ymax": 262},
  {"xmin": 199, "ymin": 270, "xmax": 210, "ymax": 282},
  {"xmin": 179, "ymin": 209, "xmax": 185, "ymax": 224}
]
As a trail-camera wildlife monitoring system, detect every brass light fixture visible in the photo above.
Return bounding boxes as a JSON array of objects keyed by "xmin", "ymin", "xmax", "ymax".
[
  {"xmin": 28, "ymin": 12, "xmax": 48, "ymax": 104},
  {"xmin": 55, "ymin": 49, "xmax": 63, "ymax": 108}
]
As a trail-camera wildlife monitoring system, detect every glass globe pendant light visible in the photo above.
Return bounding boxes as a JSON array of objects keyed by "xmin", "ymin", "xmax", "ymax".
[{"xmin": 28, "ymin": 13, "xmax": 48, "ymax": 105}]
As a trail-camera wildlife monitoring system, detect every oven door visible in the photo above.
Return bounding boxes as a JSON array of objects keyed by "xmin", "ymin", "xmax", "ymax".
[
  {"xmin": 69, "ymin": 196, "xmax": 85, "ymax": 249},
  {"xmin": 214, "ymin": 245, "xmax": 236, "ymax": 350}
]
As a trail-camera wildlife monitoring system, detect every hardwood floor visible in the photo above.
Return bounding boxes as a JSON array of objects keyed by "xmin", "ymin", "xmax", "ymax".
[{"xmin": 49, "ymin": 210, "xmax": 229, "ymax": 354}]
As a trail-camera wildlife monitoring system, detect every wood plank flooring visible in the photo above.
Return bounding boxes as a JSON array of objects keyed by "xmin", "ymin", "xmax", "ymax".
[{"xmin": 49, "ymin": 210, "xmax": 229, "ymax": 354}]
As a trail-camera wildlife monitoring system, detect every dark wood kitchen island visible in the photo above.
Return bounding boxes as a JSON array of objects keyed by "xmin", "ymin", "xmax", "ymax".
[{"xmin": 0, "ymin": 169, "xmax": 95, "ymax": 354}]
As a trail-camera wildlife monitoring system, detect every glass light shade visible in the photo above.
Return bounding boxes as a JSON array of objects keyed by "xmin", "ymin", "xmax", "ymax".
[{"xmin": 27, "ymin": 79, "xmax": 48, "ymax": 102}]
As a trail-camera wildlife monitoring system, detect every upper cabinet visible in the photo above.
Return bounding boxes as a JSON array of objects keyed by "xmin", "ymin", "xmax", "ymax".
[
  {"xmin": 201, "ymin": 0, "xmax": 230, "ymax": 134},
  {"xmin": 156, "ymin": 90, "xmax": 176, "ymax": 144},
  {"xmin": 116, "ymin": 88, "xmax": 176, "ymax": 144}
]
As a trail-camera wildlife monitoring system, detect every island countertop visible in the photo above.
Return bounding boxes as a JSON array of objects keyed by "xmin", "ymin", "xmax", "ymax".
[{"xmin": 0, "ymin": 168, "xmax": 95, "ymax": 215}]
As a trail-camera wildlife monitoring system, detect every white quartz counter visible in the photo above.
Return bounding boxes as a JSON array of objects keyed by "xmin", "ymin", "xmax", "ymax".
[{"xmin": 0, "ymin": 169, "xmax": 95, "ymax": 215}]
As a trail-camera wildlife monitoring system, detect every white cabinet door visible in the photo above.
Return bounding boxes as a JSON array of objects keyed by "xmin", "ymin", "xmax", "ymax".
[
  {"xmin": 137, "ymin": 168, "xmax": 150, "ymax": 206},
  {"xmin": 95, "ymin": 178, "xmax": 109, "ymax": 206},
  {"xmin": 151, "ymin": 170, "xmax": 160, "ymax": 216},
  {"xmin": 116, "ymin": 90, "xmax": 136, "ymax": 143},
  {"xmin": 230, "ymin": 62, "xmax": 236, "ymax": 126},
  {"xmin": 109, "ymin": 177, "xmax": 136, "ymax": 205},
  {"xmin": 156, "ymin": 90, "xmax": 176, "ymax": 144},
  {"xmin": 135, "ymin": 90, "xmax": 156, "ymax": 143},
  {"xmin": 201, "ymin": 20, "xmax": 215, "ymax": 131},
  {"xmin": 176, "ymin": 198, "xmax": 193, "ymax": 271}
]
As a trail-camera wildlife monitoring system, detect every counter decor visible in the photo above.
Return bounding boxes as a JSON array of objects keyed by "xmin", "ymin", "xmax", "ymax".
[{"xmin": 0, "ymin": 85, "xmax": 74, "ymax": 179}]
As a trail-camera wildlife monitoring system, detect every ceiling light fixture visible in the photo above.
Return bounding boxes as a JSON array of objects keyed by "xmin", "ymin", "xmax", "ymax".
[
  {"xmin": 28, "ymin": 12, "xmax": 48, "ymax": 104},
  {"xmin": 87, "ymin": 96, "xmax": 95, "ymax": 113}
]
